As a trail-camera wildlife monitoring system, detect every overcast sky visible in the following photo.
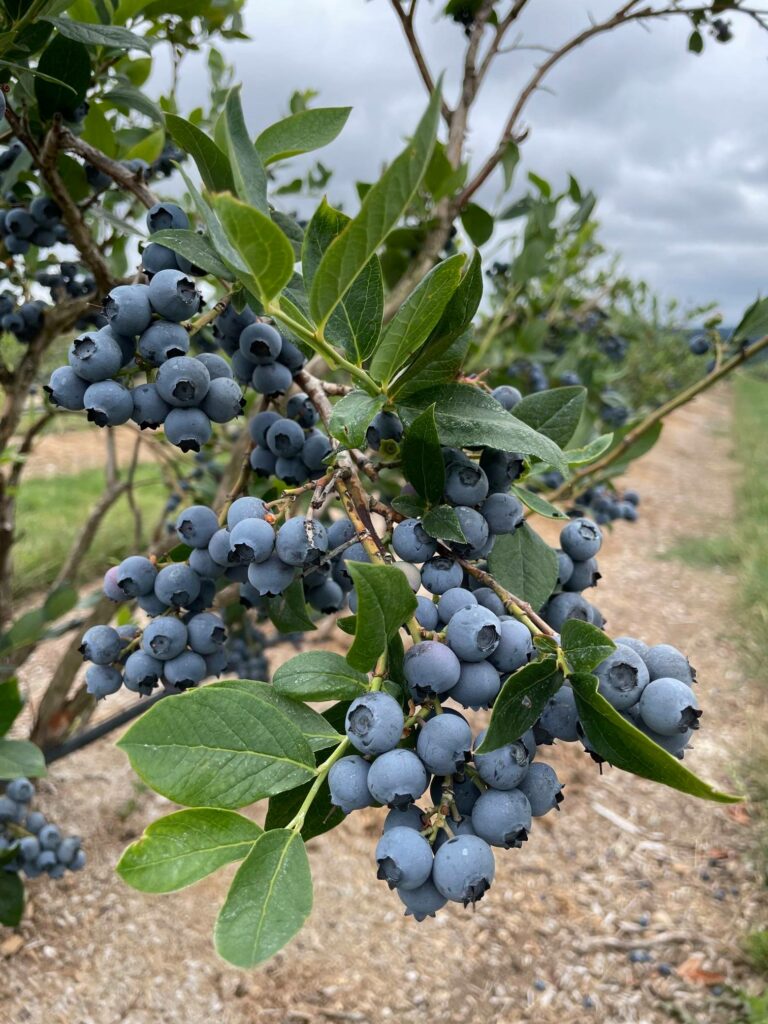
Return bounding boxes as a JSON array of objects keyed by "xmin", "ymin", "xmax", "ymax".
[{"xmin": 169, "ymin": 1, "xmax": 768, "ymax": 321}]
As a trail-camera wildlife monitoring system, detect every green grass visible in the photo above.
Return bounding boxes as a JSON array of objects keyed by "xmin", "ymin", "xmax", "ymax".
[
  {"xmin": 744, "ymin": 931, "xmax": 768, "ymax": 977},
  {"xmin": 13, "ymin": 463, "xmax": 166, "ymax": 599},
  {"xmin": 664, "ymin": 533, "xmax": 740, "ymax": 571}
]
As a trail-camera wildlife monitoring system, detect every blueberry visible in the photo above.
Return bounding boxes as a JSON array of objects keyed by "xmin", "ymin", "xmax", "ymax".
[
  {"xmin": 366, "ymin": 411, "xmax": 403, "ymax": 450},
  {"xmin": 250, "ymin": 446, "xmax": 277, "ymax": 478},
  {"xmin": 444, "ymin": 462, "xmax": 489, "ymax": 506},
  {"xmin": 79, "ymin": 625, "xmax": 122, "ymax": 665},
  {"xmin": 474, "ymin": 727, "xmax": 535, "ymax": 789},
  {"xmin": 329, "ymin": 755, "xmax": 373, "ymax": 813},
  {"xmin": 68, "ymin": 330, "xmax": 123, "ymax": 382},
  {"xmin": 421, "ymin": 556, "xmax": 463, "ymax": 595},
  {"xmin": 138, "ymin": 321, "xmax": 190, "ymax": 365},
  {"xmin": 542, "ymin": 592, "xmax": 591, "ymax": 631},
  {"xmin": 251, "ymin": 361, "xmax": 293, "ymax": 395},
  {"xmin": 131, "ymin": 383, "xmax": 170, "ymax": 429},
  {"xmin": 6, "ymin": 778, "xmax": 34, "ymax": 803},
  {"xmin": 392, "ymin": 519, "xmax": 438, "ymax": 563},
  {"xmin": 4, "ymin": 234, "xmax": 30, "ymax": 255},
  {"xmin": 164, "ymin": 408, "xmax": 212, "ymax": 452},
  {"xmin": 163, "ymin": 650, "xmax": 207, "ymax": 690},
  {"xmin": 375, "ymin": 826, "xmax": 433, "ymax": 890},
  {"xmin": 344, "ymin": 693, "xmax": 404, "ymax": 756},
  {"xmin": 5, "ymin": 208, "xmax": 36, "ymax": 238},
  {"xmin": 518, "ymin": 762, "xmax": 564, "ymax": 816},
  {"xmin": 432, "ymin": 814, "xmax": 476, "ymax": 850},
  {"xmin": 176, "ymin": 505, "xmax": 219, "ymax": 548},
  {"xmin": 556, "ymin": 549, "xmax": 574, "ymax": 587},
  {"xmin": 563, "ymin": 557, "xmax": 601, "ymax": 592},
  {"xmin": 560, "ymin": 517, "xmax": 602, "ymax": 561},
  {"xmin": 276, "ymin": 338, "xmax": 305, "ymax": 372},
  {"xmin": 450, "ymin": 507, "xmax": 490, "ymax": 556},
  {"xmin": 595, "ymin": 644, "xmax": 650, "ymax": 710},
  {"xmin": 208, "ymin": 528, "xmax": 232, "ymax": 566},
  {"xmin": 437, "ymin": 588, "xmax": 477, "ymax": 625},
  {"xmin": 306, "ymin": 578, "xmax": 345, "ymax": 613},
  {"xmin": 403, "ymin": 640, "xmax": 461, "ymax": 700},
  {"xmin": 472, "ymin": 788, "xmax": 531, "ymax": 848},
  {"xmin": 432, "ymin": 834, "xmax": 495, "ymax": 905},
  {"xmin": 86, "ymin": 663, "xmax": 123, "ymax": 698},
  {"xmin": 137, "ymin": 591, "xmax": 170, "ymax": 617},
  {"xmin": 480, "ymin": 448, "xmax": 524, "ymax": 492},
  {"xmin": 156, "ymin": 355, "xmax": 210, "ymax": 408},
  {"xmin": 84, "ymin": 380, "xmax": 134, "ymax": 426},
  {"xmin": 481, "ymin": 492, "xmax": 525, "ymax": 534},
  {"xmin": 55, "ymin": 836, "xmax": 81, "ymax": 866},
  {"xmin": 265, "ymin": 417, "xmax": 306, "ymax": 457},
  {"xmin": 247, "ymin": 553, "xmax": 295, "ymax": 596},
  {"xmin": 44, "ymin": 366, "xmax": 88, "ymax": 410},
  {"xmin": 275, "ymin": 456, "xmax": 308, "ymax": 485},
  {"xmin": 445, "ymin": 605, "xmax": 501, "ymax": 662},
  {"xmin": 141, "ymin": 617, "xmax": 188, "ymax": 660},
  {"xmin": 286, "ymin": 391, "xmax": 318, "ymax": 428},
  {"xmin": 195, "ymin": 352, "xmax": 232, "ymax": 380},
  {"xmin": 239, "ymin": 322, "xmax": 283, "ymax": 363},
  {"xmin": 123, "ymin": 651, "xmax": 162, "ymax": 695},
  {"xmin": 689, "ymin": 334, "xmax": 709, "ymax": 355},
  {"xmin": 0, "ymin": 796, "xmax": 21, "ymax": 822},
  {"xmin": 302, "ymin": 430, "xmax": 332, "ymax": 471},
  {"xmin": 643, "ymin": 643, "xmax": 695, "ymax": 685},
  {"xmin": 25, "ymin": 811, "xmax": 47, "ymax": 834},
  {"xmin": 146, "ymin": 202, "xmax": 189, "ymax": 233},
  {"xmin": 148, "ymin": 268, "xmax": 202, "ymax": 321},
  {"xmin": 397, "ymin": 879, "xmax": 447, "ymax": 920},
  {"xmin": 367, "ymin": 748, "xmax": 428, "ymax": 808},
  {"xmin": 154, "ymin": 563, "xmax": 201, "ymax": 608},
  {"xmin": 491, "ymin": 385, "xmax": 522, "ymax": 410},
  {"xmin": 141, "ymin": 241, "xmax": 180, "ymax": 274},
  {"xmin": 539, "ymin": 685, "xmax": 579, "ymax": 741},
  {"xmin": 613, "ymin": 636, "xmax": 649, "ymax": 661},
  {"xmin": 416, "ymin": 712, "xmax": 472, "ymax": 774},
  {"xmin": 104, "ymin": 283, "xmax": 153, "ymax": 335},
  {"xmin": 228, "ymin": 517, "xmax": 275, "ymax": 564},
  {"xmin": 383, "ymin": 804, "xmax": 426, "ymax": 832},
  {"xmin": 275, "ymin": 516, "xmax": 329, "ymax": 566},
  {"xmin": 415, "ymin": 595, "xmax": 439, "ymax": 630},
  {"xmin": 448, "ymin": 659, "xmax": 501, "ymax": 710},
  {"xmin": 19, "ymin": 836, "xmax": 40, "ymax": 860},
  {"xmin": 187, "ymin": 612, "xmax": 227, "ymax": 655},
  {"xmin": 115, "ymin": 555, "xmax": 157, "ymax": 598},
  {"xmin": 227, "ymin": 496, "xmax": 268, "ymax": 529},
  {"xmin": 638, "ymin": 677, "xmax": 701, "ymax": 735}
]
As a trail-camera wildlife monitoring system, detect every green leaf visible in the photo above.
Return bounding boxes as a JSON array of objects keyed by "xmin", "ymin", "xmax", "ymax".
[
  {"xmin": 0, "ymin": 871, "xmax": 23, "ymax": 927},
  {"xmin": 0, "ymin": 678, "xmax": 22, "ymax": 736},
  {"xmin": 394, "ymin": 329, "xmax": 471, "ymax": 399},
  {"xmin": 105, "ymin": 84, "xmax": 163, "ymax": 124},
  {"xmin": 608, "ymin": 422, "xmax": 663, "ymax": 474},
  {"xmin": 369, "ymin": 253, "xmax": 465, "ymax": 385},
  {"xmin": 302, "ymin": 198, "xmax": 383, "ymax": 363},
  {"xmin": 346, "ymin": 562, "xmax": 418, "ymax": 672},
  {"xmin": 125, "ymin": 126, "xmax": 165, "ymax": 164},
  {"xmin": 422, "ymin": 505, "xmax": 467, "ymax": 543},
  {"xmin": 309, "ymin": 85, "xmax": 442, "ymax": 329},
  {"xmin": 688, "ymin": 29, "xmax": 704, "ymax": 53},
  {"xmin": 328, "ymin": 390, "xmax": 385, "ymax": 449},
  {"xmin": 224, "ymin": 87, "xmax": 268, "ymax": 214},
  {"xmin": 460, "ymin": 202, "xmax": 494, "ymax": 245},
  {"xmin": 43, "ymin": 583, "xmax": 77, "ymax": 621},
  {"xmin": 510, "ymin": 484, "xmax": 567, "ymax": 520},
  {"xmin": 732, "ymin": 295, "xmax": 768, "ymax": 343},
  {"xmin": 488, "ymin": 523, "xmax": 558, "ymax": 612},
  {"xmin": 35, "ymin": 34, "xmax": 90, "ymax": 119},
  {"xmin": 398, "ymin": 384, "xmax": 567, "ymax": 471},
  {"xmin": 43, "ymin": 16, "xmax": 151, "ymax": 52},
  {"xmin": 117, "ymin": 809, "xmax": 263, "ymax": 894},
  {"xmin": 165, "ymin": 114, "xmax": 234, "ymax": 192},
  {"xmin": 213, "ymin": 194, "xmax": 295, "ymax": 305},
  {"xmin": 0, "ymin": 608, "xmax": 46, "ymax": 653},
  {"xmin": 476, "ymin": 658, "xmax": 562, "ymax": 754},
  {"xmin": 571, "ymin": 675, "xmax": 742, "ymax": 803},
  {"xmin": 400, "ymin": 403, "xmax": 445, "ymax": 504},
  {"xmin": 512, "ymin": 387, "xmax": 586, "ymax": 448},
  {"xmin": 0, "ymin": 738, "xmax": 46, "ymax": 780},
  {"xmin": 215, "ymin": 829, "xmax": 312, "ymax": 968},
  {"xmin": 273, "ymin": 651, "xmax": 369, "ymax": 701},
  {"xmin": 564, "ymin": 433, "xmax": 613, "ymax": 466},
  {"xmin": 266, "ymin": 578, "xmax": 315, "ymax": 634},
  {"xmin": 256, "ymin": 106, "xmax": 351, "ymax": 165},
  {"xmin": 117, "ymin": 687, "xmax": 315, "ymax": 809},
  {"xmin": 210, "ymin": 679, "xmax": 341, "ymax": 754},
  {"xmin": 560, "ymin": 620, "xmax": 616, "ymax": 673},
  {"xmin": 391, "ymin": 494, "xmax": 427, "ymax": 519},
  {"xmin": 428, "ymin": 249, "xmax": 483, "ymax": 343},
  {"xmin": 149, "ymin": 229, "xmax": 233, "ymax": 280},
  {"xmin": 265, "ymin": 776, "xmax": 344, "ymax": 841},
  {"xmin": 500, "ymin": 140, "xmax": 520, "ymax": 190}
]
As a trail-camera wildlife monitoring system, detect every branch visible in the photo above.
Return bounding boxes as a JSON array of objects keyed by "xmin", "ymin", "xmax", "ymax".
[
  {"xmin": 388, "ymin": 0, "xmax": 453, "ymax": 123},
  {"xmin": 296, "ymin": 368, "xmax": 378, "ymax": 481},
  {"xmin": 548, "ymin": 331, "xmax": 768, "ymax": 503},
  {"xmin": 7, "ymin": 410, "xmax": 53, "ymax": 491},
  {"xmin": 58, "ymin": 127, "xmax": 159, "ymax": 209}
]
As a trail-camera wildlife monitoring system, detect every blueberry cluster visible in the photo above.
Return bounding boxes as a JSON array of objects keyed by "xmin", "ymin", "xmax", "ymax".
[
  {"xmin": 0, "ymin": 293, "xmax": 47, "ymax": 344},
  {"xmin": 0, "ymin": 194, "xmax": 68, "ymax": 255},
  {"xmin": 213, "ymin": 307, "xmax": 306, "ymax": 397},
  {"xmin": 84, "ymin": 142, "xmax": 187, "ymax": 192},
  {"xmin": 541, "ymin": 517, "xmax": 605, "ymax": 629},
  {"xmin": 0, "ymin": 778, "xmax": 86, "ymax": 879},
  {"xmin": 45, "ymin": 205, "xmax": 246, "ymax": 452},
  {"xmin": 568, "ymin": 484, "xmax": 640, "ymax": 525},
  {"xmin": 140, "ymin": 201, "xmax": 202, "ymax": 277},
  {"xmin": 224, "ymin": 620, "xmax": 270, "ymax": 681},
  {"xmin": 329, "ymin": 692, "xmax": 563, "ymax": 919},
  {"xmin": 248, "ymin": 404, "xmax": 330, "ymax": 486}
]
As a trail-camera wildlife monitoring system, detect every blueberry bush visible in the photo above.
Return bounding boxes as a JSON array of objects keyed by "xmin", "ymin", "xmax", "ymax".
[{"xmin": 1, "ymin": 0, "xmax": 768, "ymax": 966}]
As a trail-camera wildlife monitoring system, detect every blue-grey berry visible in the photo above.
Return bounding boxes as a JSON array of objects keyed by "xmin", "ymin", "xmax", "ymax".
[
  {"xmin": 175, "ymin": 505, "xmax": 218, "ymax": 548},
  {"xmin": 201, "ymin": 377, "xmax": 244, "ymax": 423},
  {"xmin": 164, "ymin": 408, "xmax": 212, "ymax": 451},
  {"xmin": 444, "ymin": 462, "xmax": 489, "ymax": 506},
  {"xmin": 104, "ymin": 283, "xmax": 152, "ymax": 335},
  {"xmin": 596, "ymin": 644, "xmax": 650, "ymax": 710},
  {"xmin": 252, "ymin": 360, "xmax": 293, "ymax": 395},
  {"xmin": 123, "ymin": 651, "xmax": 162, "ymax": 695},
  {"xmin": 542, "ymin": 592, "xmax": 592, "ymax": 631},
  {"xmin": 448, "ymin": 659, "xmax": 501, "ymax": 710},
  {"xmin": 84, "ymin": 380, "xmax": 133, "ymax": 426},
  {"xmin": 560, "ymin": 517, "xmax": 602, "ymax": 561},
  {"xmin": 403, "ymin": 640, "xmax": 461, "ymax": 700},
  {"xmin": 156, "ymin": 356, "xmax": 210, "ymax": 408},
  {"xmin": 302, "ymin": 430, "xmax": 332, "ymax": 471},
  {"xmin": 518, "ymin": 762, "xmax": 564, "ymax": 816},
  {"xmin": 383, "ymin": 804, "xmax": 425, "ymax": 832},
  {"xmin": 86, "ymin": 663, "xmax": 123, "ymax": 698},
  {"xmin": 228, "ymin": 517, "xmax": 275, "ymax": 564},
  {"xmin": 247, "ymin": 553, "xmax": 295, "ymax": 596},
  {"xmin": 79, "ymin": 625, "xmax": 122, "ymax": 665},
  {"xmin": 131, "ymin": 383, "xmax": 170, "ymax": 429},
  {"xmin": 638, "ymin": 677, "xmax": 701, "ymax": 735},
  {"xmin": 148, "ymin": 268, "xmax": 202, "ymax": 321},
  {"xmin": 471, "ymin": 788, "xmax": 531, "ymax": 848},
  {"xmin": 432, "ymin": 834, "xmax": 495, "ymax": 905},
  {"xmin": 115, "ymin": 555, "xmax": 157, "ymax": 597},
  {"xmin": 416, "ymin": 712, "xmax": 472, "ymax": 774},
  {"xmin": 539, "ymin": 685, "xmax": 580, "ymax": 741},
  {"xmin": 286, "ymin": 391, "xmax": 318, "ymax": 428},
  {"xmin": 367, "ymin": 748, "xmax": 428, "ymax": 808},
  {"xmin": 392, "ymin": 519, "xmax": 437, "ymax": 563},
  {"xmin": 265, "ymin": 417, "xmax": 305, "ymax": 457},
  {"xmin": 44, "ymin": 366, "xmax": 88, "ymax": 410},
  {"xmin": 375, "ymin": 826, "xmax": 433, "ymax": 890},
  {"xmin": 480, "ymin": 492, "xmax": 525, "ymax": 534},
  {"xmin": 276, "ymin": 516, "xmax": 329, "ymax": 566},
  {"xmin": 146, "ymin": 202, "xmax": 189, "ymax": 233},
  {"xmin": 141, "ymin": 617, "xmax": 188, "ymax": 661},
  {"xmin": 68, "ymin": 330, "xmax": 122, "ymax": 383},
  {"xmin": 239, "ymin": 322, "xmax": 282, "ymax": 363},
  {"xmin": 415, "ymin": 595, "xmax": 439, "ymax": 631},
  {"xmin": 397, "ymin": 879, "xmax": 447, "ymax": 921},
  {"xmin": 328, "ymin": 755, "xmax": 373, "ymax": 813},
  {"xmin": 643, "ymin": 643, "xmax": 695, "ymax": 685},
  {"xmin": 446, "ymin": 605, "xmax": 501, "ymax": 662},
  {"xmin": 366, "ymin": 411, "xmax": 403, "ymax": 450},
  {"xmin": 163, "ymin": 650, "xmax": 207, "ymax": 690},
  {"xmin": 488, "ymin": 618, "xmax": 534, "ymax": 674},
  {"xmin": 437, "ymin": 587, "xmax": 476, "ymax": 624},
  {"xmin": 421, "ymin": 556, "xmax": 463, "ymax": 595},
  {"xmin": 491, "ymin": 385, "xmax": 522, "ymax": 410},
  {"xmin": 227, "ymin": 496, "xmax": 268, "ymax": 529},
  {"xmin": 138, "ymin": 321, "xmax": 189, "ymax": 365},
  {"xmin": 250, "ymin": 446, "xmax": 277, "ymax": 478},
  {"xmin": 187, "ymin": 612, "xmax": 226, "ymax": 655},
  {"xmin": 154, "ymin": 563, "xmax": 201, "ymax": 608},
  {"xmin": 474, "ymin": 727, "xmax": 535, "ymax": 789}
]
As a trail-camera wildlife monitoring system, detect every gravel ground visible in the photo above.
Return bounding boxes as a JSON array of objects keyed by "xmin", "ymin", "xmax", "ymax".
[{"xmin": 3, "ymin": 386, "xmax": 766, "ymax": 1024}]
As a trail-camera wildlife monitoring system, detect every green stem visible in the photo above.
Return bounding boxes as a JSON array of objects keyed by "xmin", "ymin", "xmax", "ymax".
[
  {"xmin": 287, "ymin": 737, "xmax": 350, "ymax": 833},
  {"xmin": 266, "ymin": 301, "xmax": 380, "ymax": 395}
]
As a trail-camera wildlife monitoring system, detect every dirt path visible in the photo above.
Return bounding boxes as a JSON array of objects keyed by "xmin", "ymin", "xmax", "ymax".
[
  {"xmin": 20, "ymin": 424, "xmax": 160, "ymax": 480},
  {"xmin": 3, "ymin": 387, "xmax": 766, "ymax": 1024}
]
